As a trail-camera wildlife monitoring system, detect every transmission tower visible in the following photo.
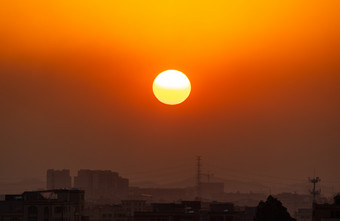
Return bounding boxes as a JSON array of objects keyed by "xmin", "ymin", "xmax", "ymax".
[
  {"xmin": 309, "ymin": 176, "xmax": 321, "ymax": 203},
  {"xmin": 196, "ymin": 156, "xmax": 202, "ymax": 199}
]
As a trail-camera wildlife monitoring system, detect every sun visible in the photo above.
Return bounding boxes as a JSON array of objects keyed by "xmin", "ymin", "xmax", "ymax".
[{"xmin": 153, "ymin": 70, "xmax": 191, "ymax": 105}]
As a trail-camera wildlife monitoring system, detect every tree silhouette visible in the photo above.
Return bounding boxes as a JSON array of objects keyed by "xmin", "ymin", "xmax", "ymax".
[{"xmin": 254, "ymin": 195, "xmax": 296, "ymax": 221}]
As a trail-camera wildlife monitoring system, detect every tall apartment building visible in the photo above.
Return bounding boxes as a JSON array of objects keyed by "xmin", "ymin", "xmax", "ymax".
[
  {"xmin": 46, "ymin": 169, "xmax": 72, "ymax": 189},
  {"xmin": 74, "ymin": 170, "xmax": 129, "ymax": 203}
]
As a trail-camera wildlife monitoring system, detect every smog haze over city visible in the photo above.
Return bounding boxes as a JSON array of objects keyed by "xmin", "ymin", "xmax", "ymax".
[{"xmin": 1, "ymin": 0, "xmax": 340, "ymax": 201}]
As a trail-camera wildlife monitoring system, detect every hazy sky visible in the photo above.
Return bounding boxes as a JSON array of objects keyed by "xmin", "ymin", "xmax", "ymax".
[{"xmin": 0, "ymin": 1, "xmax": 339, "ymax": 194}]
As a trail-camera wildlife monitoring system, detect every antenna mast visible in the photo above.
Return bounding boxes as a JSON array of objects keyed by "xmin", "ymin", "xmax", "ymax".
[{"xmin": 309, "ymin": 176, "xmax": 321, "ymax": 203}]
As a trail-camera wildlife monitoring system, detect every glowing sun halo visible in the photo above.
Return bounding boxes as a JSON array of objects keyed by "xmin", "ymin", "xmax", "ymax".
[{"xmin": 153, "ymin": 70, "xmax": 191, "ymax": 105}]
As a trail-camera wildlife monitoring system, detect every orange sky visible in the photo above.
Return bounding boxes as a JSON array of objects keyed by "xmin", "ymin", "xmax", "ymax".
[{"xmin": 0, "ymin": 1, "xmax": 340, "ymax": 194}]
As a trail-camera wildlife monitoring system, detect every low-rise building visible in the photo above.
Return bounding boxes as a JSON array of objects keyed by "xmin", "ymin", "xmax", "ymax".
[
  {"xmin": 134, "ymin": 201, "xmax": 245, "ymax": 221},
  {"xmin": 0, "ymin": 189, "xmax": 85, "ymax": 221},
  {"xmin": 81, "ymin": 205, "xmax": 128, "ymax": 221},
  {"xmin": 313, "ymin": 194, "xmax": 340, "ymax": 221},
  {"xmin": 295, "ymin": 208, "xmax": 312, "ymax": 221}
]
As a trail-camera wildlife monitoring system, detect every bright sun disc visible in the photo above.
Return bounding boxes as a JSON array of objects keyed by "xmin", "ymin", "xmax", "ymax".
[{"xmin": 153, "ymin": 70, "xmax": 191, "ymax": 105}]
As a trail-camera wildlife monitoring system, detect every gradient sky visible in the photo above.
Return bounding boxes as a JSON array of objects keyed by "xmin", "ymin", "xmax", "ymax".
[{"xmin": 0, "ymin": 1, "xmax": 339, "ymax": 194}]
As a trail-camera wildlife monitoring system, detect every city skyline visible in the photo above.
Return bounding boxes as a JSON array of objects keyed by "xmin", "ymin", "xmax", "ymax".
[{"xmin": 0, "ymin": 164, "xmax": 333, "ymax": 200}]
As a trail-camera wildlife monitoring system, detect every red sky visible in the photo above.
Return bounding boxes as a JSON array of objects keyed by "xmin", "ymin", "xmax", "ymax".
[{"xmin": 0, "ymin": 1, "xmax": 339, "ymax": 194}]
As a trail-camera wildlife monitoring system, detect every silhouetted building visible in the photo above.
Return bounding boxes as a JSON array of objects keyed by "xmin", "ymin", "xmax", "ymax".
[
  {"xmin": 295, "ymin": 208, "xmax": 312, "ymax": 221},
  {"xmin": 134, "ymin": 201, "xmax": 201, "ymax": 221},
  {"xmin": 77, "ymin": 200, "xmax": 256, "ymax": 221},
  {"xmin": 207, "ymin": 211, "xmax": 242, "ymax": 221},
  {"xmin": 312, "ymin": 194, "xmax": 340, "ymax": 221},
  {"xmin": 0, "ymin": 195, "xmax": 23, "ymax": 221},
  {"xmin": 134, "ymin": 201, "xmax": 244, "ymax": 221},
  {"xmin": 210, "ymin": 202, "xmax": 234, "ymax": 212},
  {"xmin": 239, "ymin": 206, "xmax": 257, "ymax": 221},
  {"xmin": 0, "ymin": 189, "xmax": 85, "ymax": 221},
  {"xmin": 74, "ymin": 170, "xmax": 129, "ymax": 203},
  {"xmin": 121, "ymin": 200, "xmax": 149, "ymax": 216},
  {"xmin": 81, "ymin": 204, "xmax": 128, "ymax": 221},
  {"xmin": 46, "ymin": 169, "xmax": 72, "ymax": 189},
  {"xmin": 81, "ymin": 200, "xmax": 149, "ymax": 221}
]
